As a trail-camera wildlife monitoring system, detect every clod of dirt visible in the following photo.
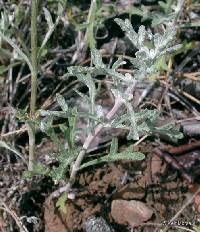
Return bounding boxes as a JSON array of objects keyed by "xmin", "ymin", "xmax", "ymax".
[
  {"xmin": 111, "ymin": 199, "xmax": 153, "ymax": 226},
  {"xmin": 83, "ymin": 215, "xmax": 115, "ymax": 232},
  {"xmin": 150, "ymin": 154, "xmax": 166, "ymax": 184},
  {"xmin": 44, "ymin": 199, "xmax": 68, "ymax": 232}
]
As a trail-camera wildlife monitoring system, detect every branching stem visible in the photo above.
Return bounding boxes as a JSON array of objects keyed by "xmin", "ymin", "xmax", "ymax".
[{"xmin": 50, "ymin": 80, "xmax": 137, "ymax": 199}]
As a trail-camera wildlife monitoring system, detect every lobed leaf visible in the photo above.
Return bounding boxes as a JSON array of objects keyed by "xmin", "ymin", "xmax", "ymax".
[
  {"xmin": 79, "ymin": 149, "xmax": 145, "ymax": 170},
  {"xmin": 56, "ymin": 94, "xmax": 68, "ymax": 112},
  {"xmin": 91, "ymin": 48, "xmax": 106, "ymax": 69}
]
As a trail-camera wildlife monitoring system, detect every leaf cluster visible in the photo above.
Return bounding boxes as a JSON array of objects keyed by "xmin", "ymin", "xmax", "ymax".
[
  {"xmin": 130, "ymin": 0, "xmax": 176, "ymax": 27},
  {"xmin": 36, "ymin": 18, "xmax": 182, "ymax": 180}
]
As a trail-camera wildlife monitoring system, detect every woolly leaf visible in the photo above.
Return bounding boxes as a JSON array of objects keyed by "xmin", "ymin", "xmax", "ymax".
[
  {"xmin": 49, "ymin": 153, "xmax": 75, "ymax": 181},
  {"xmin": 76, "ymin": 73, "xmax": 96, "ymax": 121},
  {"xmin": 112, "ymin": 57, "xmax": 126, "ymax": 70},
  {"xmin": 39, "ymin": 109, "xmax": 70, "ymax": 118},
  {"xmin": 67, "ymin": 66, "xmax": 96, "ymax": 76},
  {"xmin": 114, "ymin": 18, "xmax": 138, "ymax": 47},
  {"xmin": 79, "ymin": 148, "xmax": 145, "ymax": 170},
  {"xmin": 23, "ymin": 161, "xmax": 49, "ymax": 178},
  {"xmin": 153, "ymin": 123, "xmax": 184, "ymax": 140},
  {"xmin": 106, "ymin": 69, "xmax": 132, "ymax": 83},
  {"xmin": 137, "ymin": 25, "xmax": 146, "ymax": 48},
  {"xmin": 59, "ymin": 110, "xmax": 77, "ymax": 150},
  {"xmin": 50, "ymin": 152, "xmax": 76, "ymax": 180},
  {"xmin": 109, "ymin": 114, "xmax": 129, "ymax": 128},
  {"xmin": 56, "ymin": 193, "xmax": 67, "ymax": 214},
  {"xmin": 109, "ymin": 138, "xmax": 118, "ymax": 155},
  {"xmin": 40, "ymin": 118, "xmax": 65, "ymax": 152},
  {"xmin": 135, "ymin": 109, "xmax": 160, "ymax": 122},
  {"xmin": 91, "ymin": 49, "xmax": 105, "ymax": 68},
  {"xmin": 50, "ymin": 165, "xmax": 65, "ymax": 180},
  {"xmin": 56, "ymin": 94, "xmax": 68, "ymax": 112}
]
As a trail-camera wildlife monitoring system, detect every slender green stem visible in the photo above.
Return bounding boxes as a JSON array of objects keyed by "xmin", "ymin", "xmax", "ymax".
[
  {"xmin": 30, "ymin": 0, "xmax": 38, "ymax": 115},
  {"xmin": 28, "ymin": 0, "xmax": 38, "ymax": 171}
]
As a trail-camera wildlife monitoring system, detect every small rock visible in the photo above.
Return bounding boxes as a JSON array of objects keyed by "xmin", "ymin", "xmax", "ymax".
[
  {"xmin": 83, "ymin": 216, "xmax": 115, "ymax": 232},
  {"xmin": 111, "ymin": 200, "xmax": 153, "ymax": 226}
]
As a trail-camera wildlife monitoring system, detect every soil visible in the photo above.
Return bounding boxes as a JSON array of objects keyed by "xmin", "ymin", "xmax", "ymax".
[{"xmin": 1, "ymin": 139, "xmax": 199, "ymax": 231}]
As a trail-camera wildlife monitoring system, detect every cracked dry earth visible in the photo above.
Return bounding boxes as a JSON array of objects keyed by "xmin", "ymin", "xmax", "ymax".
[{"xmin": 44, "ymin": 142, "xmax": 198, "ymax": 232}]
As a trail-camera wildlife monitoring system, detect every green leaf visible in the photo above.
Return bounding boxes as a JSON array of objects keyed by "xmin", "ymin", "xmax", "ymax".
[
  {"xmin": 114, "ymin": 18, "xmax": 138, "ymax": 47},
  {"xmin": 109, "ymin": 138, "xmax": 118, "ymax": 155},
  {"xmin": 130, "ymin": 6, "xmax": 144, "ymax": 17},
  {"xmin": 106, "ymin": 69, "xmax": 133, "ymax": 83},
  {"xmin": 76, "ymin": 73, "xmax": 96, "ymax": 117},
  {"xmin": 151, "ymin": 13, "xmax": 174, "ymax": 27},
  {"xmin": 137, "ymin": 25, "xmax": 146, "ymax": 47},
  {"xmin": 59, "ymin": 113, "xmax": 76, "ymax": 151},
  {"xmin": 112, "ymin": 57, "xmax": 126, "ymax": 70},
  {"xmin": 79, "ymin": 148, "xmax": 145, "ymax": 170},
  {"xmin": 153, "ymin": 123, "xmax": 184, "ymax": 140},
  {"xmin": 50, "ymin": 152, "xmax": 76, "ymax": 180},
  {"xmin": 56, "ymin": 193, "xmax": 67, "ymax": 214},
  {"xmin": 23, "ymin": 161, "xmax": 49, "ymax": 178},
  {"xmin": 109, "ymin": 114, "xmax": 129, "ymax": 128},
  {"xmin": 155, "ymin": 56, "xmax": 169, "ymax": 71},
  {"xmin": 40, "ymin": 118, "xmax": 65, "ymax": 152},
  {"xmin": 15, "ymin": 5, "xmax": 24, "ymax": 26},
  {"xmin": 56, "ymin": 94, "xmax": 68, "ymax": 112},
  {"xmin": 38, "ymin": 109, "xmax": 71, "ymax": 118},
  {"xmin": 91, "ymin": 48, "xmax": 105, "ymax": 68},
  {"xmin": 0, "ymin": 30, "xmax": 33, "ymax": 73},
  {"xmin": 80, "ymin": 139, "xmax": 144, "ymax": 170}
]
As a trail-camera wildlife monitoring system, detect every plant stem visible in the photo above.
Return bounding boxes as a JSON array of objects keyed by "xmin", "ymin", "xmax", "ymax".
[
  {"xmin": 28, "ymin": 0, "xmax": 38, "ymax": 171},
  {"xmin": 50, "ymin": 80, "xmax": 137, "ymax": 199},
  {"xmin": 30, "ymin": 0, "xmax": 38, "ymax": 114}
]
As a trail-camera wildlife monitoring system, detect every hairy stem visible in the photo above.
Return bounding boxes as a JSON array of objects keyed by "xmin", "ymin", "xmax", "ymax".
[
  {"xmin": 28, "ymin": 0, "xmax": 38, "ymax": 171},
  {"xmin": 50, "ymin": 80, "xmax": 137, "ymax": 198}
]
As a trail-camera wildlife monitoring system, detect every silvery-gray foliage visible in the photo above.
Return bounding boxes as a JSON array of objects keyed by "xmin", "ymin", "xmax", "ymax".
[
  {"xmin": 114, "ymin": 18, "xmax": 181, "ymax": 80},
  {"xmin": 37, "ymin": 18, "xmax": 183, "ymax": 181}
]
